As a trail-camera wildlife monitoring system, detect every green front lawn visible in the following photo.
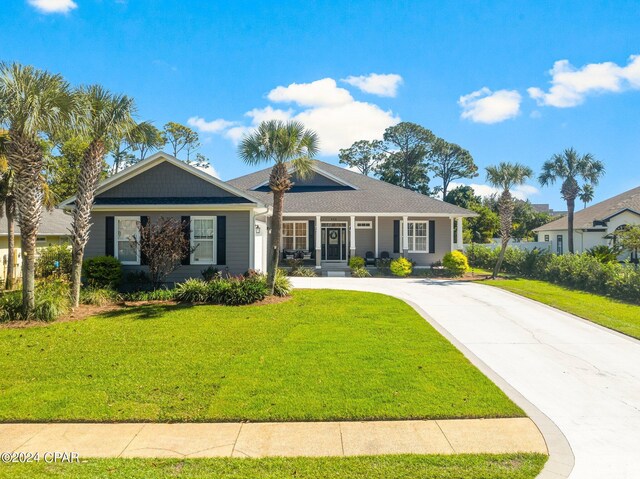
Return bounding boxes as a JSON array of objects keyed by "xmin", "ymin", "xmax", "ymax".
[
  {"xmin": 0, "ymin": 290, "xmax": 522, "ymax": 421},
  {"xmin": 0, "ymin": 454, "xmax": 547, "ymax": 479},
  {"xmin": 486, "ymin": 278, "xmax": 640, "ymax": 339}
]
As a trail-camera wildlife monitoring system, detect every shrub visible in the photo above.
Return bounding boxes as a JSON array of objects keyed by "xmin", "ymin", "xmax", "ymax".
[
  {"xmin": 289, "ymin": 267, "xmax": 317, "ymax": 277},
  {"xmin": 201, "ymin": 266, "xmax": 220, "ymax": 281},
  {"xmin": 351, "ymin": 266, "xmax": 371, "ymax": 278},
  {"xmin": 375, "ymin": 257, "xmax": 392, "ymax": 275},
  {"xmin": 273, "ymin": 269, "xmax": 292, "ymax": 297},
  {"xmin": 35, "ymin": 243, "xmax": 72, "ymax": 279},
  {"xmin": 390, "ymin": 257, "xmax": 412, "ymax": 277},
  {"xmin": 123, "ymin": 289, "xmax": 176, "ymax": 302},
  {"xmin": 81, "ymin": 287, "xmax": 122, "ymax": 306},
  {"xmin": 83, "ymin": 256, "xmax": 123, "ymax": 289},
  {"xmin": 348, "ymin": 256, "xmax": 365, "ymax": 269},
  {"xmin": 586, "ymin": 245, "xmax": 620, "ymax": 264},
  {"xmin": 175, "ymin": 278, "xmax": 209, "ymax": 303},
  {"xmin": 0, "ymin": 291, "xmax": 22, "ymax": 322},
  {"xmin": 214, "ymin": 275, "xmax": 268, "ymax": 305},
  {"xmin": 1, "ymin": 280, "xmax": 72, "ymax": 322},
  {"xmin": 443, "ymin": 251, "xmax": 469, "ymax": 277}
]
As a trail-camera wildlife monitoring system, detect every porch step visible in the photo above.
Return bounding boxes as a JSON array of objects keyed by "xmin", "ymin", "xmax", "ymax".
[{"xmin": 325, "ymin": 270, "xmax": 348, "ymax": 277}]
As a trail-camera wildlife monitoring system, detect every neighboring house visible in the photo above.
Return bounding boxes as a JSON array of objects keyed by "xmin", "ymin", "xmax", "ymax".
[
  {"xmin": 0, "ymin": 208, "xmax": 72, "ymax": 283},
  {"xmin": 534, "ymin": 186, "xmax": 640, "ymax": 257},
  {"xmin": 61, "ymin": 152, "xmax": 475, "ymax": 282}
]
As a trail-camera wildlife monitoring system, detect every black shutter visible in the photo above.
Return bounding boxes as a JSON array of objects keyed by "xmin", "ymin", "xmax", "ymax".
[
  {"xmin": 308, "ymin": 220, "xmax": 315, "ymax": 251},
  {"xmin": 217, "ymin": 216, "xmax": 226, "ymax": 265},
  {"xmin": 181, "ymin": 216, "xmax": 190, "ymax": 265},
  {"xmin": 429, "ymin": 220, "xmax": 436, "ymax": 253},
  {"xmin": 105, "ymin": 216, "xmax": 115, "ymax": 256},
  {"xmin": 393, "ymin": 220, "xmax": 400, "ymax": 253},
  {"xmin": 140, "ymin": 216, "xmax": 149, "ymax": 265}
]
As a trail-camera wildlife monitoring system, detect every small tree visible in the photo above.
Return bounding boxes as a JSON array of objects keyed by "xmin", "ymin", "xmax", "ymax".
[
  {"xmin": 132, "ymin": 217, "xmax": 192, "ymax": 288},
  {"xmin": 430, "ymin": 138, "xmax": 478, "ymax": 198},
  {"xmin": 163, "ymin": 122, "xmax": 199, "ymax": 159},
  {"xmin": 617, "ymin": 225, "xmax": 640, "ymax": 265},
  {"xmin": 338, "ymin": 139, "xmax": 385, "ymax": 176}
]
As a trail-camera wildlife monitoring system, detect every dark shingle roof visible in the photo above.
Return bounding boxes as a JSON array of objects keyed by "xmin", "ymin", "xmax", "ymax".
[
  {"xmin": 535, "ymin": 186, "xmax": 640, "ymax": 232},
  {"xmin": 228, "ymin": 160, "xmax": 476, "ymax": 216},
  {"xmin": 0, "ymin": 208, "xmax": 71, "ymax": 236}
]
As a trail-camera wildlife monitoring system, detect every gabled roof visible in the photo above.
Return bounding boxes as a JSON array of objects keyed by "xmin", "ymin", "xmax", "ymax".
[
  {"xmin": 535, "ymin": 186, "xmax": 640, "ymax": 232},
  {"xmin": 228, "ymin": 160, "xmax": 476, "ymax": 216},
  {"xmin": 59, "ymin": 152, "xmax": 265, "ymax": 208},
  {"xmin": 0, "ymin": 208, "xmax": 71, "ymax": 237}
]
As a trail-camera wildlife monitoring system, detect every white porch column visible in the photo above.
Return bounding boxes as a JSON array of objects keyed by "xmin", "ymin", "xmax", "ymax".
[
  {"xmin": 456, "ymin": 217, "xmax": 463, "ymax": 250},
  {"xmin": 315, "ymin": 215, "xmax": 321, "ymax": 268},
  {"xmin": 350, "ymin": 215, "xmax": 356, "ymax": 259},
  {"xmin": 374, "ymin": 216, "xmax": 379, "ymax": 257},
  {"xmin": 450, "ymin": 217, "xmax": 455, "ymax": 250},
  {"xmin": 402, "ymin": 216, "xmax": 409, "ymax": 256}
]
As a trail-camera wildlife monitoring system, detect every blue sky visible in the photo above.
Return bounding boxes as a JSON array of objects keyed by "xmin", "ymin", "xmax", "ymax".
[{"xmin": 2, "ymin": 0, "xmax": 639, "ymax": 208}]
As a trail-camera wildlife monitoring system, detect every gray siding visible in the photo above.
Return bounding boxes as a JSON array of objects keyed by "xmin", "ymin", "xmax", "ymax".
[
  {"xmin": 354, "ymin": 217, "xmax": 375, "ymax": 257},
  {"xmin": 378, "ymin": 216, "xmax": 452, "ymax": 265},
  {"xmin": 291, "ymin": 171, "xmax": 344, "ymax": 188},
  {"xmin": 98, "ymin": 162, "xmax": 236, "ymax": 199},
  {"xmin": 86, "ymin": 210, "xmax": 251, "ymax": 284}
]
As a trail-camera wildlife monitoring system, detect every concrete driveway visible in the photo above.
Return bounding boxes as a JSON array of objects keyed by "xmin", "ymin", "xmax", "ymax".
[{"xmin": 291, "ymin": 277, "xmax": 640, "ymax": 479}]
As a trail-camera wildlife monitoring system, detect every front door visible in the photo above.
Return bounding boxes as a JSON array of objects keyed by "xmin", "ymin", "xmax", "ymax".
[{"xmin": 326, "ymin": 228, "xmax": 341, "ymax": 260}]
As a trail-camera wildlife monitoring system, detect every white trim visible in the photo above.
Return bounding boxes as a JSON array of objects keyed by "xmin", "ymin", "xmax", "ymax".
[
  {"xmin": 282, "ymin": 212, "xmax": 476, "ymax": 218},
  {"xmin": 350, "ymin": 216, "xmax": 356, "ymax": 252},
  {"xmin": 374, "ymin": 216, "xmax": 379, "ymax": 257},
  {"xmin": 190, "ymin": 216, "xmax": 217, "ymax": 265},
  {"xmin": 402, "ymin": 219, "xmax": 429, "ymax": 253},
  {"xmin": 250, "ymin": 163, "xmax": 359, "ymax": 191},
  {"xmin": 402, "ymin": 216, "xmax": 409, "ymax": 252},
  {"xmin": 249, "ymin": 209, "xmax": 255, "ymax": 271},
  {"xmin": 115, "ymin": 216, "xmax": 141, "ymax": 265},
  {"xmin": 59, "ymin": 152, "xmax": 266, "ymax": 208},
  {"xmin": 281, "ymin": 220, "xmax": 309, "ymax": 251}
]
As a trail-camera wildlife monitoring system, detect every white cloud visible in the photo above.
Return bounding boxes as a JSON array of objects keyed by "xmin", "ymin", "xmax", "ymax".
[
  {"xmin": 459, "ymin": 87, "xmax": 522, "ymax": 124},
  {"xmin": 449, "ymin": 181, "xmax": 539, "ymax": 201},
  {"xmin": 528, "ymin": 55, "xmax": 640, "ymax": 107},
  {"xmin": 267, "ymin": 78, "xmax": 353, "ymax": 107},
  {"xmin": 189, "ymin": 76, "xmax": 401, "ymax": 156},
  {"xmin": 342, "ymin": 73, "xmax": 403, "ymax": 97},
  {"xmin": 28, "ymin": 0, "xmax": 77, "ymax": 13},
  {"xmin": 195, "ymin": 164, "xmax": 220, "ymax": 179},
  {"xmin": 187, "ymin": 116, "xmax": 237, "ymax": 133}
]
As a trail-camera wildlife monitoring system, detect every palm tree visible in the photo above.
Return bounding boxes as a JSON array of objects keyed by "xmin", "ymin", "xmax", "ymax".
[
  {"xmin": 0, "ymin": 130, "xmax": 16, "ymax": 289},
  {"xmin": 486, "ymin": 162, "xmax": 533, "ymax": 278},
  {"xmin": 0, "ymin": 63, "xmax": 75, "ymax": 315},
  {"xmin": 579, "ymin": 183, "xmax": 595, "ymax": 209},
  {"xmin": 238, "ymin": 120, "xmax": 319, "ymax": 292},
  {"xmin": 70, "ymin": 85, "xmax": 136, "ymax": 307},
  {"xmin": 539, "ymin": 148, "xmax": 605, "ymax": 253}
]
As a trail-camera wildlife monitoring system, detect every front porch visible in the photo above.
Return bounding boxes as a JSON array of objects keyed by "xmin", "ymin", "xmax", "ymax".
[{"xmin": 277, "ymin": 214, "xmax": 466, "ymax": 271}]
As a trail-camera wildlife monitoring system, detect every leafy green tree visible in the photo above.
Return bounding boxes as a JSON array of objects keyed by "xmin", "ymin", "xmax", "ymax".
[
  {"xmin": 443, "ymin": 185, "xmax": 480, "ymax": 209},
  {"xmin": 163, "ymin": 122, "xmax": 199, "ymax": 159},
  {"xmin": 377, "ymin": 122, "xmax": 435, "ymax": 194},
  {"xmin": 430, "ymin": 138, "xmax": 478, "ymax": 198},
  {"xmin": 510, "ymin": 200, "xmax": 554, "ymax": 241},
  {"xmin": 338, "ymin": 139, "xmax": 385, "ymax": 176},
  {"xmin": 579, "ymin": 183, "xmax": 595, "ymax": 209},
  {"xmin": 129, "ymin": 122, "xmax": 165, "ymax": 161},
  {"xmin": 486, "ymin": 162, "xmax": 533, "ymax": 278},
  {"xmin": 69, "ymin": 85, "xmax": 136, "ymax": 307},
  {"xmin": 0, "ymin": 62, "xmax": 75, "ymax": 315},
  {"xmin": 239, "ymin": 120, "xmax": 319, "ymax": 293},
  {"xmin": 617, "ymin": 225, "xmax": 640, "ymax": 265},
  {"xmin": 539, "ymin": 148, "xmax": 605, "ymax": 253},
  {"xmin": 444, "ymin": 186, "xmax": 498, "ymax": 243}
]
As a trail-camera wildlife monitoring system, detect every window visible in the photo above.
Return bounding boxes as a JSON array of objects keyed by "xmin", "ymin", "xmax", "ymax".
[
  {"xmin": 282, "ymin": 221, "xmax": 308, "ymax": 250},
  {"xmin": 557, "ymin": 235, "xmax": 563, "ymax": 255},
  {"xmin": 406, "ymin": 221, "xmax": 428, "ymax": 252},
  {"xmin": 544, "ymin": 235, "xmax": 550, "ymax": 242},
  {"xmin": 115, "ymin": 217, "xmax": 140, "ymax": 265},
  {"xmin": 355, "ymin": 221, "xmax": 372, "ymax": 229},
  {"xmin": 191, "ymin": 217, "xmax": 216, "ymax": 264}
]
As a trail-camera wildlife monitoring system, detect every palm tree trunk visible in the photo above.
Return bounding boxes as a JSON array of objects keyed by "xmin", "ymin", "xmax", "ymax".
[
  {"xmin": 492, "ymin": 189, "xmax": 514, "ymax": 279},
  {"xmin": 267, "ymin": 163, "xmax": 292, "ymax": 295},
  {"xmin": 71, "ymin": 140, "xmax": 106, "ymax": 307},
  {"xmin": 5, "ymin": 197, "xmax": 15, "ymax": 290},
  {"xmin": 7, "ymin": 132, "xmax": 44, "ymax": 317},
  {"xmin": 566, "ymin": 197, "xmax": 575, "ymax": 254}
]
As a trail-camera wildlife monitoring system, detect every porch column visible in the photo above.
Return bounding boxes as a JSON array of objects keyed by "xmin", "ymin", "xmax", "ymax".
[
  {"xmin": 456, "ymin": 217, "xmax": 463, "ymax": 250},
  {"xmin": 350, "ymin": 215, "xmax": 356, "ymax": 259},
  {"xmin": 402, "ymin": 216, "xmax": 409, "ymax": 256},
  {"xmin": 450, "ymin": 217, "xmax": 455, "ymax": 250},
  {"xmin": 374, "ymin": 216, "xmax": 379, "ymax": 257},
  {"xmin": 315, "ymin": 215, "xmax": 321, "ymax": 268}
]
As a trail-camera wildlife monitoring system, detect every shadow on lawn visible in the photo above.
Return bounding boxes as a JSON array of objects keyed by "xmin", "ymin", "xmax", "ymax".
[{"xmin": 97, "ymin": 302, "xmax": 196, "ymax": 321}]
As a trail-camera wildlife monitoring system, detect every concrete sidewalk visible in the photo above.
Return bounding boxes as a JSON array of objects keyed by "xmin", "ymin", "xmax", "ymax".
[{"xmin": 0, "ymin": 418, "xmax": 545, "ymax": 458}]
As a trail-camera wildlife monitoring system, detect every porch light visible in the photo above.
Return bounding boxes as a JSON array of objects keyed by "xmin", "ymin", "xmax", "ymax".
[{"xmin": 255, "ymin": 224, "xmax": 261, "ymax": 234}]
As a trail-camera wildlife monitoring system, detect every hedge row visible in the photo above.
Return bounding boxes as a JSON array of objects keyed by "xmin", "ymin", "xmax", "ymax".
[{"xmin": 466, "ymin": 244, "xmax": 640, "ymax": 304}]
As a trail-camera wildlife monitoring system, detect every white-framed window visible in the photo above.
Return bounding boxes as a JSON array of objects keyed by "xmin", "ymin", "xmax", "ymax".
[
  {"xmin": 190, "ymin": 216, "xmax": 217, "ymax": 264},
  {"xmin": 115, "ymin": 216, "xmax": 140, "ymax": 265},
  {"xmin": 355, "ymin": 221, "xmax": 372, "ymax": 229},
  {"xmin": 403, "ymin": 221, "xmax": 429, "ymax": 253},
  {"xmin": 282, "ymin": 221, "xmax": 308, "ymax": 250}
]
